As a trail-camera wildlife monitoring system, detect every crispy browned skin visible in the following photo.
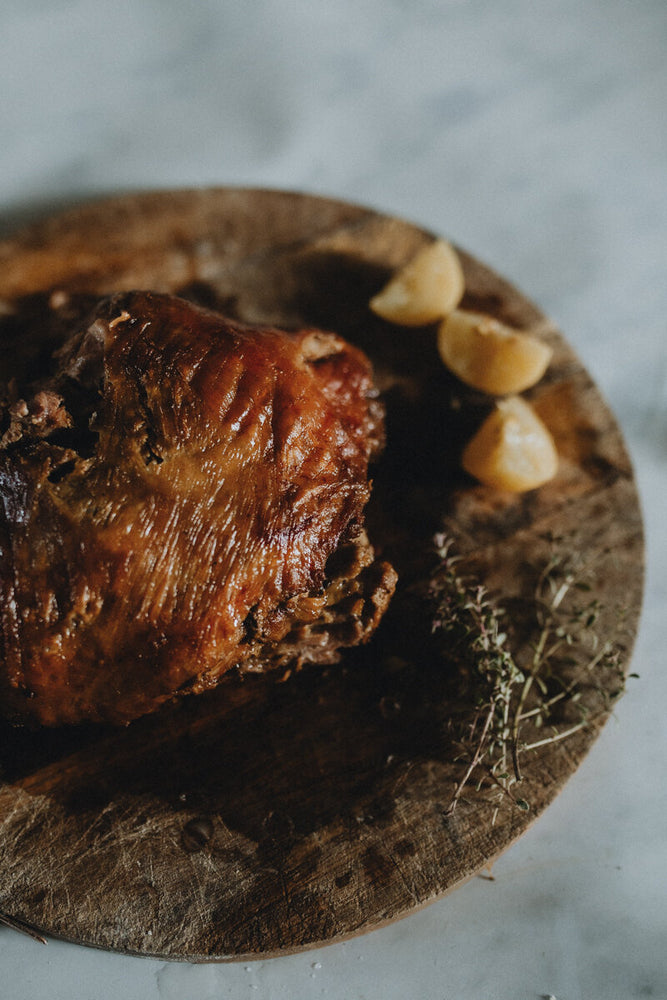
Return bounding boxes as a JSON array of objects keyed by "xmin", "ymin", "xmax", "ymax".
[{"xmin": 0, "ymin": 292, "xmax": 396, "ymax": 726}]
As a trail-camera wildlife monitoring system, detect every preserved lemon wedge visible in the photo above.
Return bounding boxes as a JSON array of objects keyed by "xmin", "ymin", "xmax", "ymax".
[
  {"xmin": 437, "ymin": 310, "xmax": 552, "ymax": 395},
  {"xmin": 462, "ymin": 396, "xmax": 558, "ymax": 492},
  {"xmin": 369, "ymin": 239, "xmax": 465, "ymax": 326}
]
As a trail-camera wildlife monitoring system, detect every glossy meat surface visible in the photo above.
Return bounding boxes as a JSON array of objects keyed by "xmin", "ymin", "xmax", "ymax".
[{"xmin": 0, "ymin": 292, "xmax": 395, "ymax": 725}]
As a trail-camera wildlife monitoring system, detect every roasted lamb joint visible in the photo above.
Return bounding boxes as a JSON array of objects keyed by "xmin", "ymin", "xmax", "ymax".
[{"xmin": 0, "ymin": 292, "xmax": 396, "ymax": 726}]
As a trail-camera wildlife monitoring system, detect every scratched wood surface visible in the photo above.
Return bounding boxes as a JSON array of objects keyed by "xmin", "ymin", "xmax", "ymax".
[{"xmin": 0, "ymin": 189, "xmax": 644, "ymax": 960}]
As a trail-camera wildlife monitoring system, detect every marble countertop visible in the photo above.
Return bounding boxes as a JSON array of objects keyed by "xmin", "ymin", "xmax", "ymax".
[{"xmin": 2, "ymin": 2, "xmax": 666, "ymax": 997}]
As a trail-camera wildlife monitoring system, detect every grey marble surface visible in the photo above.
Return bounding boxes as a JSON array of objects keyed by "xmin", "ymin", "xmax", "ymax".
[{"xmin": 1, "ymin": 1, "xmax": 666, "ymax": 998}]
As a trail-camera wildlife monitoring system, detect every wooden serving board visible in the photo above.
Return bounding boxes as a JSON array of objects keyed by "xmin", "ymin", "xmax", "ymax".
[{"xmin": 0, "ymin": 189, "xmax": 643, "ymax": 960}]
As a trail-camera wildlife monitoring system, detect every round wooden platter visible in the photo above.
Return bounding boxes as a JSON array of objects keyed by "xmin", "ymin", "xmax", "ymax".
[{"xmin": 0, "ymin": 189, "xmax": 643, "ymax": 960}]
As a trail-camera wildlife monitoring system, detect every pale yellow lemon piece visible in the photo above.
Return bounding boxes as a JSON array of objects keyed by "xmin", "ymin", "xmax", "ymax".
[
  {"xmin": 462, "ymin": 396, "xmax": 558, "ymax": 493},
  {"xmin": 369, "ymin": 239, "xmax": 465, "ymax": 326},
  {"xmin": 437, "ymin": 310, "xmax": 553, "ymax": 395}
]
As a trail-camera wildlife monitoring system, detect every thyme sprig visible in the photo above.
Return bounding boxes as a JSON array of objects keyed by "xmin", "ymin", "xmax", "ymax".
[
  {"xmin": 430, "ymin": 532, "xmax": 628, "ymax": 817},
  {"xmin": 430, "ymin": 534, "xmax": 525, "ymax": 814}
]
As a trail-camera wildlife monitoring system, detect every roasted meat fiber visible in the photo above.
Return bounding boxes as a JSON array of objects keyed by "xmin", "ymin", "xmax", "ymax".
[{"xmin": 0, "ymin": 291, "xmax": 396, "ymax": 726}]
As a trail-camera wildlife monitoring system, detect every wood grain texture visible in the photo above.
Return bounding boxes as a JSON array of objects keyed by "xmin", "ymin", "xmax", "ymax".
[{"xmin": 0, "ymin": 189, "xmax": 644, "ymax": 960}]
